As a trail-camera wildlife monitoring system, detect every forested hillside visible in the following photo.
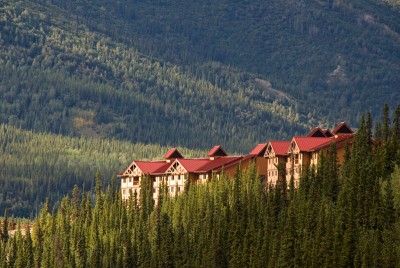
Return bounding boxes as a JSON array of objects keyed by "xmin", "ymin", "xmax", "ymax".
[
  {"xmin": 1, "ymin": 110, "xmax": 400, "ymax": 267},
  {"xmin": 1, "ymin": 0, "xmax": 399, "ymax": 152},
  {"xmin": 0, "ymin": 124, "xmax": 203, "ymax": 217},
  {"xmin": 50, "ymin": 0, "xmax": 400, "ymax": 121},
  {"xmin": 0, "ymin": 0, "xmax": 307, "ymax": 153}
]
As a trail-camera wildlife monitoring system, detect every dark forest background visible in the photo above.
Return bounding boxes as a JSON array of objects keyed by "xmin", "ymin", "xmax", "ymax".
[
  {"xmin": 0, "ymin": 0, "xmax": 400, "ymax": 217},
  {"xmin": 1, "ymin": 108, "xmax": 400, "ymax": 267}
]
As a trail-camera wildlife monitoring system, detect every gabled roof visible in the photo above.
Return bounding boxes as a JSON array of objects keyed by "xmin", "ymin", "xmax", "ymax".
[
  {"xmin": 214, "ymin": 154, "xmax": 254, "ymax": 172},
  {"xmin": 291, "ymin": 137, "xmax": 333, "ymax": 152},
  {"xmin": 266, "ymin": 141, "xmax": 291, "ymax": 156},
  {"xmin": 199, "ymin": 156, "xmax": 242, "ymax": 172},
  {"xmin": 118, "ymin": 160, "xmax": 170, "ymax": 177},
  {"xmin": 163, "ymin": 148, "xmax": 184, "ymax": 159},
  {"xmin": 249, "ymin": 143, "xmax": 268, "ymax": 156},
  {"xmin": 171, "ymin": 156, "xmax": 242, "ymax": 173},
  {"xmin": 135, "ymin": 161, "xmax": 171, "ymax": 174},
  {"xmin": 291, "ymin": 133, "xmax": 355, "ymax": 153},
  {"xmin": 332, "ymin": 122, "xmax": 354, "ymax": 135},
  {"xmin": 208, "ymin": 145, "xmax": 228, "ymax": 157},
  {"xmin": 322, "ymin": 129, "xmax": 333, "ymax": 137},
  {"xmin": 172, "ymin": 158, "xmax": 210, "ymax": 173},
  {"xmin": 307, "ymin": 127, "xmax": 326, "ymax": 137},
  {"xmin": 312, "ymin": 133, "xmax": 354, "ymax": 151}
]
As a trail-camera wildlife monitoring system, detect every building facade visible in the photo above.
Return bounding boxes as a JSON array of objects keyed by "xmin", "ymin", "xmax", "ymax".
[
  {"xmin": 118, "ymin": 145, "xmax": 267, "ymax": 202},
  {"xmin": 119, "ymin": 122, "xmax": 356, "ymax": 201}
]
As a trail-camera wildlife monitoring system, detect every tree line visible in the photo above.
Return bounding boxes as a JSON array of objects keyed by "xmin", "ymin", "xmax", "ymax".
[
  {"xmin": 0, "ymin": 0, "xmax": 307, "ymax": 154},
  {"xmin": 0, "ymin": 124, "xmax": 203, "ymax": 217},
  {"xmin": 0, "ymin": 105, "xmax": 399, "ymax": 267}
]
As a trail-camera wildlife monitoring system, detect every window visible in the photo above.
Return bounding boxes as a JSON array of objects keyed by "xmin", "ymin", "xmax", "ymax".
[
  {"xmin": 171, "ymin": 175, "xmax": 174, "ymax": 181},
  {"xmin": 178, "ymin": 187, "xmax": 181, "ymax": 192},
  {"xmin": 122, "ymin": 189, "xmax": 126, "ymax": 194},
  {"xmin": 153, "ymin": 188, "xmax": 156, "ymax": 193},
  {"xmin": 129, "ymin": 178, "xmax": 132, "ymax": 183},
  {"xmin": 122, "ymin": 178, "xmax": 126, "ymax": 184},
  {"xmin": 170, "ymin": 187, "xmax": 174, "ymax": 193}
]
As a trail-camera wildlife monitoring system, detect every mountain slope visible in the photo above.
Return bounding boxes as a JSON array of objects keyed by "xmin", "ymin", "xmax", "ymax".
[
  {"xmin": 53, "ymin": 0, "xmax": 400, "ymax": 121},
  {"xmin": 0, "ymin": 0, "xmax": 308, "ymax": 153},
  {"xmin": 1, "ymin": 0, "xmax": 399, "ymax": 152},
  {"xmin": 0, "ymin": 124, "xmax": 204, "ymax": 217}
]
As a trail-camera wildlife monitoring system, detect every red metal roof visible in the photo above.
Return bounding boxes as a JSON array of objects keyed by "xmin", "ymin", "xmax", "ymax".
[
  {"xmin": 176, "ymin": 156, "xmax": 242, "ymax": 173},
  {"xmin": 199, "ymin": 156, "xmax": 243, "ymax": 172},
  {"xmin": 249, "ymin": 143, "xmax": 267, "ymax": 156},
  {"xmin": 174, "ymin": 158, "xmax": 210, "ymax": 172},
  {"xmin": 207, "ymin": 145, "xmax": 228, "ymax": 157},
  {"xmin": 312, "ymin": 133, "xmax": 355, "ymax": 151},
  {"xmin": 214, "ymin": 155, "xmax": 254, "ymax": 172},
  {"xmin": 269, "ymin": 141, "xmax": 291, "ymax": 155},
  {"xmin": 292, "ymin": 137, "xmax": 333, "ymax": 152},
  {"xmin": 118, "ymin": 160, "xmax": 170, "ymax": 177},
  {"xmin": 163, "ymin": 148, "xmax": 183, "ymax": 159},
  {"xmin": 134, "ymin": 161, "xmax": 171, "ymax": 174}
]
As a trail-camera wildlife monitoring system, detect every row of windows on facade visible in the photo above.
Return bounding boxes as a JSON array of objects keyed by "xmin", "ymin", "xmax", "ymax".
[
  {"xmin": 122, "ymin": 186, "xmax": 183, "ymax": 195},
  {"xmin": 268, "ymin": 170, "xmax": 278, "ymax": 177},
  {"xmin": 268, "ymin": 158, "xmax": 278, "ymax": 164},
  {"xmin": 121, "ymin": 174, "xmax": 209, "ymax": 186}
]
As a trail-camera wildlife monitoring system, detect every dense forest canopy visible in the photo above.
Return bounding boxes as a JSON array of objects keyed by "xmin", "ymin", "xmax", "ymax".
[
  {"xmin": 0, "ymin": 124, "xmax": 204, "ymax": 217},
  {"xmin": 1, "ymin": 0, "xmax": 400, "ymax": 237},
  {"xmin": 1, "ymin": 107, "xmax": 400, "ymax": 267},
  {"xmin": 0, "ymin": 0, "xmax": 399, "ymax": 152}
]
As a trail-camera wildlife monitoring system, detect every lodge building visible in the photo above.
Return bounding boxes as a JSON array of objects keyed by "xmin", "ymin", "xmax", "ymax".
[{"xmin": 118, "ymin": 122, "xmax": 355, "ymax": 201}]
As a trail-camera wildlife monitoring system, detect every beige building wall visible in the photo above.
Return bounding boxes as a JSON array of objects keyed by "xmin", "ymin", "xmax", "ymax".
[{"xmin": 121, "ymin": 176, "xmax": 141, "ymax": 201}]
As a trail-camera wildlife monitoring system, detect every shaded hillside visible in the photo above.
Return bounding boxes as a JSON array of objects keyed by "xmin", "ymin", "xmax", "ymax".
[
  {"xmin": 49, "ymin": 0, "xmax": 400, "ymax": 121},
  {"xmin": 1, "ymin": 0, "xmax": 400, "ymax": 151},
  {"xmin": 0, "ymin": 0, "xmax": 308, "ymax": 153},
  {"xmin": 0, "ymin": 124, "xmax": 203, "ymax": 217}
]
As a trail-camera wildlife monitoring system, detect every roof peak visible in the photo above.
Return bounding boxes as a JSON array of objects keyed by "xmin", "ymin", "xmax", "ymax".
[
  {"xmin": 332, "ymin": 122, "xmax": 354, "ymax": 135},
  {"xmin": 249, "ymin": 143, "xmax": 267, "ymax": 156},
  {"xmin": 208, "ymin": 145, "xmax": 228, "ymax": 157},
  {"xmin": 164, "ymin": 148, "xmax": 184, "ymax": 159}
]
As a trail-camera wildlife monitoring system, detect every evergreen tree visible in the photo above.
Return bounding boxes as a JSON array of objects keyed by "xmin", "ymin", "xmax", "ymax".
[{"xmin": 1, "ymin": 210, "xmax": 8, "ymax": 243}]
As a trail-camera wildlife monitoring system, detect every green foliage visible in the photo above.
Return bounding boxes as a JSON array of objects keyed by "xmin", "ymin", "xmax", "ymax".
[
  {"xmin": 1, "ymin": 117, "xmax": 400, "ymax": 267},
  {"xmin": 0, "ymin": 0, "xmax": 309, "ymax": 154},
  {"xmin": 45, "ymin": 0, "xmax": 400, "ymax": 123},
  {"xmin": 0, "ymin": 124, "xmax": 203, "ymax": 217},
  {"xmin": 1, "ymin": 0, "xmax": 399, "ymax": 155}
]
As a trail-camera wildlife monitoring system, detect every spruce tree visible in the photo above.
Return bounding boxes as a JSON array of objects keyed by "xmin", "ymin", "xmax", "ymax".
[{"xmin": 1, "ymin": 209, "xmax": 8, "ymax": 243}]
